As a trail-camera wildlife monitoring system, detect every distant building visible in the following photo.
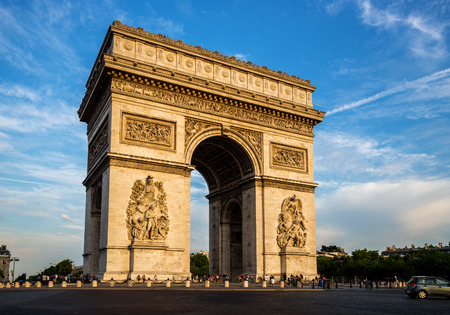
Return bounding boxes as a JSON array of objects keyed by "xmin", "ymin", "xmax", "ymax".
[
  {"xmin": 381, "ymin": 242, "xmax": 450, "ymax": 257},
  {"xmin": 317, "ymin": 247, "xmax": 348, "ymax": 258},
  {"xmin": 0, "ymin": 245, "xmax": 11, "ymax": 282}
]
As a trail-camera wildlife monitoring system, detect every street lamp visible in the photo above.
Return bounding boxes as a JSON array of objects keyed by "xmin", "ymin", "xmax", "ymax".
[{"xmin": 10, "ymin": 257, "xmax": 19, "ymax": 283}]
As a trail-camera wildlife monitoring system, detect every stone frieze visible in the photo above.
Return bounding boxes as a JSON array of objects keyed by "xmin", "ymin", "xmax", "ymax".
[
  {"xmin": 271, "ymin": 143, "xmax": 308, "ymax": 173},
  {"xmin": 122, "ymin": 112, "xmax": 176, "ymax": 150},
  {"xmin": 112, "ymin": 78, "xmax": 314, "ymax": 136},
  {"xmin": 88, "ymin": 119, "xmax": 109, "ymax": 168}
]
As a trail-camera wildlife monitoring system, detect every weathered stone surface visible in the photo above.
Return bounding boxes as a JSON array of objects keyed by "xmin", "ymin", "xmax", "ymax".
[{"xmin": 79, "ymin": 22, "xmax": 324, "ymax": 281}]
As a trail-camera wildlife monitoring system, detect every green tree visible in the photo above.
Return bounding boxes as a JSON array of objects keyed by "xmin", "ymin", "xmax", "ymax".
[
  {"xmin": 15, "ymin": 273, "xmax": 26, "ymax": 282},
  {"xmin": 190, "ymin": 253, "xmax": 209, "ymax": 277},
  {"xmin": 320, "ymin": 245, "xmax": 339, "ymax": 252}
]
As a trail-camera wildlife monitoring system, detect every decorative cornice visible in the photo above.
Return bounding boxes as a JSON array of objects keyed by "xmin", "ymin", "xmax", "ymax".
[
  {"xmin": 110, "ymin": 75, "xmax": 317, "ymax": 136},
  {"xmin": 111, "ymin": 20, "xmax": 313, "ymax": 87}
]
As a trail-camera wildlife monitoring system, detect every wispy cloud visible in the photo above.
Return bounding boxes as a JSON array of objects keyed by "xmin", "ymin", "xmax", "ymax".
[
  {"xmin": 234, "ymin": 53, "xmax": 250, "ymax": 62},
  {"xmin": 61, "ymin": 214, "xmax": 74, "ymax": 222},
  {"xmin": 359, "ymin": 0, "xmax": 448, "ymax": 59},
  {"xmin": 328, "ymin": 68, "xmax": 450, "ymax": 115}
]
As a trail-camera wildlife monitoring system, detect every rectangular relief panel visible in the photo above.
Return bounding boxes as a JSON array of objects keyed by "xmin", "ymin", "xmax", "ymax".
[
  {"xmin": 270, "ymin": 142, "xmax": 308, "ymax": 173},
  {"xmin": 121, "ymin": 112, "xmax": 176, "ymax": 151},
  {"xmin": 88, "ymin": 118, "xmax": 109, "ymax": 169}
]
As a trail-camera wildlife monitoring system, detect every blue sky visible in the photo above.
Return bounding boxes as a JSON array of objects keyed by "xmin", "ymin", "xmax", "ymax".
[{"xmin": 0, "ymin": 0, "xmax": 449, "ymax": 277}]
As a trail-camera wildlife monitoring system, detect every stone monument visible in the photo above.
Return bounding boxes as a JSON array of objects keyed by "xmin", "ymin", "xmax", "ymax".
[{"xmin": 78, "ymin": 21, "xmax": 325, "ymax": 281}]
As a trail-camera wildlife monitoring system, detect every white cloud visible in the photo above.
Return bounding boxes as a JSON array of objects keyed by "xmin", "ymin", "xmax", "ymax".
[
  {"xmin": 316, "ymin": 179, "xmax": 450, "ymax": 251},
  {"xmin": 233, "ymin": 53, "xmax": 250, "ymax": 62},
  {"xmin": 359, "ymin": 1, "xmax": 447, "ymax": 59},
  {"xmin": 315, "ymin": 131, "xmax": 435, "ymax": 178},
  {"xmin": 61, "ymin": 214, "xmax": 74, "ymax": 222},
  {"xmin": 328, "ymin": 68, "xmax": 450, "ymax": 115}
]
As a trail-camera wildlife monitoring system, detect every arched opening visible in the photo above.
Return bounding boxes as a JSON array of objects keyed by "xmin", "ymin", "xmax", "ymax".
[{"xmin": 190, "ymin": 135, "xmax": 255, "ymax": 277}]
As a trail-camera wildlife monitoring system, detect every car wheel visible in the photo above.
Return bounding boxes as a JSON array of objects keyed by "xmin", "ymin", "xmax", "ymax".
[{"xmin": 417, "ymin": 290, "xmax": 427, "ymax": 299}]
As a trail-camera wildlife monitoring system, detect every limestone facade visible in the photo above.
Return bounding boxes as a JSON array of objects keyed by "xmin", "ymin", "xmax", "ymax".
[
  {"xmin": 79, "ymin": 21, "xmax": 325, "ymax": 281},
  {"xmin": 0, "ymin": 245, "xmax": 11, "ymax": 282}
]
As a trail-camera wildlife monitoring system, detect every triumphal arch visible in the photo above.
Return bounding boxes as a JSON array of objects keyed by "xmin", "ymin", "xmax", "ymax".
[{"xmin": 78, "ymin": 21, "xmax": 325, "ymax": 281}]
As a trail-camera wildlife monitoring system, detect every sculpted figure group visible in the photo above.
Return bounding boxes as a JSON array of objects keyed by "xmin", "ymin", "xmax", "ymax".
[
  {"xmin": 126, "ymin": 176, "xmax": 170, "ymax": 241},
  {"xmin": 277, "ymin": 195, "xmax": 307, "ymax": 248}
]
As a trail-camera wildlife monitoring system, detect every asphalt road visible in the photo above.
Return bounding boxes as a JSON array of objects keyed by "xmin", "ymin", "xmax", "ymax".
[{"xmin": 0, "ymin": 286, "xmax": 448, "ymax": 314}]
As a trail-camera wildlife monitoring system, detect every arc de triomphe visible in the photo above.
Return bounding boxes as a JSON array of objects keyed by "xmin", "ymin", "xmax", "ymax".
[{"xmin": 79, "ymin": 21, "xmax": 325, "ymax": 281}]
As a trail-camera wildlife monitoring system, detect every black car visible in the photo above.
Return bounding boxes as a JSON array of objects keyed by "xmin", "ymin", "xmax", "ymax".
[{"xmin": 405, "ymin": 276, "xmax": 450, "ymax": 299}]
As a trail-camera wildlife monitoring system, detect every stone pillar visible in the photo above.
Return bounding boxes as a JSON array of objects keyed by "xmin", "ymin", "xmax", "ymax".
[
  {"xmin": 280, "ymin": 281, "xmax": 284, "ymax": 288},
  {"xmin": 14, "ymin": 282, "xmax": 20, "ymax": 288},
  {"xmin": 110, "ymin": 280, "xmax": 115, "ymax": 287},
  {"xmin": 36, "ymin": 281, "xmax": 41, "ymax": 288},
  {"xmin": 185, "ymin": 280, "xmax": 190, "ymax": 288},
  {"xmin": 146, "ymin": 280, "xmax": 151, "ymax": 287},
  {"xmin": 48, "ymin": 281, "xmax": 53, "ymax": 288},
  {"xmin": 92, "ymin": 280, "xmax": 97, "ymax": 287},
  {"xmin": 76, "ymin": 280, "xmax": 81, "ymax": 287},
  {"xmin": 243, "ymin": 280, "xmax": 249, "ymax": 288},
  {"xmin": 127, "ymin": 280, "xmax": 133, "ymax": 287},
  {"xmin": 166, "ymin": 280, "xmax": 171, "ymax": 288},
  {"xmin": 204, "ymin": 280, "xmax": 210, "ymax": 288},
  {"xmin": 0, "ymin": 283, "xmax": 3, "ymax": 288},
  {"xmin": 6, "ymin": 282, "xmax": 11, "ymax": 288},
  {"xmin": 262, "ymin": 280, "xmax": 267, "ymax": 288},
  {"xmin": 62, "ymin": 281, "xmax": 67, "ymax": 288},
  {"xmin": 24, "ymin": 281, "xmax": 31, "ymax": 288},
  {"xmin": 224, "ymin": 280, "xmax": 229, "ymax": 288}
]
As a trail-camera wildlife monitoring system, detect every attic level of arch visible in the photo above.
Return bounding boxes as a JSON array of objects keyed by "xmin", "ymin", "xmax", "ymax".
[{"xmin": 105, "ymin": 69, "xmax": 323, "ymax": 128}]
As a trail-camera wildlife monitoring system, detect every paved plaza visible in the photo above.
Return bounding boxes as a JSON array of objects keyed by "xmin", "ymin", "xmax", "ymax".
[{"xmin": 0, "ymin": 284, "xmax": 449, "ymax": 314}]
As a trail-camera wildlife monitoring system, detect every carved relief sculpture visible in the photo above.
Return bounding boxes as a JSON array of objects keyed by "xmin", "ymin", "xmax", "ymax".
[
  {"xmin": 185, "ymin": 117, "xmax": 217, "ymax": 146},
  {"xmin": 126, "ymin": 176, "xmax": 170, "ymax": 241},
  {"xmin": 122, "ymin": 113, "xmax": 176, "ymax": 150},
  {"xmin": 232, "ymin": 127, "xmax": 262, "ymax": 159},
  {"xmin": 271, "ymin": 143, "xmax": 307, "ymax": 172},
  {"xmin": 277, "ymin": 195, "xmax": 307, "ymax": 249},
  {"xmin": 88, "ymin": 120, "xmax": 109, "ymax": 168}
]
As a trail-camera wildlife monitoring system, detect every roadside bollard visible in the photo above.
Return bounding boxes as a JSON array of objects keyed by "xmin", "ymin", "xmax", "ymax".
[
  {"xmin": 146, "ymin": 280, "xmax": 151, "ymax": 287},
  {"xmin": 224, "ymin": 280, "xmax": 229, "ymax": 288},
  {"xmin": 185, "ymin": 280, "xmax": 191, "ymax": 288},
  {"xmin": 76, "ymin": 280, "xmax": 81, "ymax": 288},
  {"xmin": 280, "ymin": 281, "xmax": 284, "ymax": 288},
  {"xmin": 62, "ymin": 281, "xmax": 67, "ymax": 288},
  {"xmin": 36, "ymin": 281, "xmax": 41, "ymax": 288},
  {"xmin": 92, "ymin": 280, "xmax": 97, "ymax": 288},
  {"xmin": 166, "ymin": 280, "xmax": 171, "ymax": 288},
  {"xmin": 262, "ymin": 280, "xmax": 267, "ymax": 288},
  {"xmin": 6, "ymin": 282, "xmax": 11, "ymax": 289},
  {"xmin": 110, "ymin": 279, "xmax": 115, "ymax": 287},
  {"xmin": 243, "ymin": 280, "xmax": 248, "ymax": 288},
  {"xmin": 0, "ymin": 283, "xmax": 3, "ymax": 289},
  {"xmin": 205, "ymin": 280, "xmax": 210, "ymax": 288},
  {"xmin": 48, "ymin": 281, "xmax": 54, "ymax": 288},
  {"xmin": 14, "ymin": 282, "xmax": 20, "ymax": 288},
  {"xmin": 127, "ymin": 280, "xmax": 133, "ymax": 287},
  {"xmin": 25, "ymin": 281, "xmax": 31, "ymax": 288}
]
